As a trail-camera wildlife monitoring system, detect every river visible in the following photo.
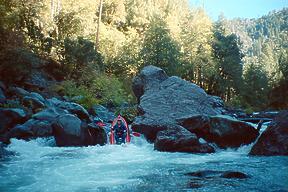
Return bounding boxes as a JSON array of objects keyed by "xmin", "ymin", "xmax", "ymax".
[{"xmin": 0, "ymin": 131, "xmax": 288, "ymax": 192}]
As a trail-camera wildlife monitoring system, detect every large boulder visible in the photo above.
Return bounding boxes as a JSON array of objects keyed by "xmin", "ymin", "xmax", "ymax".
[
  {"xmin": 154, "ymin": 125, "xmax": 215, "ymax": 153},
  {"xmin": 0, "ymin": 108, "xmax": 28, "ymax": 134},
  {"xmin": 249, "ymin": 111, "xmax": 288, "ymax": 156},
  {"xmin": 132, "ymin": 65, "xmax": 168, "ymax": 102},
  {"xmin": 132, "ymin": 66, "xmax": 226, "ymax": 142},
  {"xmin": 32, "ymin": 107, "xmax": 67, "ymax": 121},
  {"xmin": 85, "ymin": 123, "xmax": 107, "ymax": 146},
  {"xmin": 6, "ymin": 124, "xmax": 34, "ymax": 140},
  {"xmin": 90, "ymin": 105, "xmax": 115, "ymax": 123},
  {"xmin": 131, "ymin": 117, "xmax": 171, "ymax": 142},
  {"xmin": 52, "ymin": 114, "xmax": 83, "ymax": 146},
  {"xmin": 47, "ymin": 98, "xmax": 90, "ymax": 121},
  {"xmin": 178, "ymin": 115, "xmax": 259, "ymax": 148},
  {"xmin": 7, "ymin": 87, "xmax": 30, "ymax": 99},
  {"xmin": 23, "ymin": 95, "xmax": 45, "ymax": 112},
  {"xmin": 52, "ymin": 114, "xmax": 107, "ymax": 147},
  {"xmin": 8, "ymin": 119, "xmax": 53, "ymax": 140}
]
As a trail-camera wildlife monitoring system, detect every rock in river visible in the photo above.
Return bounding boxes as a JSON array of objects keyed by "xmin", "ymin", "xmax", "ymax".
[
  {"xmin": 177, "ymin": 115, "xmax": 259, "ymax": 148},
  {"xmin": 154, "ymin": 125, "xmax": 215, "ymax": 153},
  {"xmin": 132, "ymin": 66, "xmax": 226, "ymax": 142},
  {"xmin": 249, "ymin": 110, "xmax": 288, "ymax": 156}
]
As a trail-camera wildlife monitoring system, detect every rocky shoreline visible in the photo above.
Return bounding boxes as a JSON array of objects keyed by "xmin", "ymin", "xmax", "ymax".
[{"xmin": 1, "ymin": 65, "xmax": 287, "ymax": 158}]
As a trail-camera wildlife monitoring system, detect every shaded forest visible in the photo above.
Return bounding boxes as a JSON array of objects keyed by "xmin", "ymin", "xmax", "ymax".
[{"xmin": 0, "ymin": 0, "xmax": 287, "ymax": 112}]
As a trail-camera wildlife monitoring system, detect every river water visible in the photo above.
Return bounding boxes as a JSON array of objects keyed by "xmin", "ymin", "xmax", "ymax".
[{"xmin": 0, "ymin": 133, "xmax": 288, "ymax": 192}]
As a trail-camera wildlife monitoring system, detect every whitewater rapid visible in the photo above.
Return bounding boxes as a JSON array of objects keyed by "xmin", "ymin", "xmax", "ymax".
[{"xmin": 1, "ymin": 131, "xmax": 288, "ymax": 192}]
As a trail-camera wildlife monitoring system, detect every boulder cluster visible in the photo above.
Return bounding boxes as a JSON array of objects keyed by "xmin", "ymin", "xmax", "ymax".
[
  {"xmin": 132, "ymin": 66, "xmax": 287, "ymax": 155},
  {"xmin": 0, "ymin": 86, "xmax": 113, "ymax": 147}
]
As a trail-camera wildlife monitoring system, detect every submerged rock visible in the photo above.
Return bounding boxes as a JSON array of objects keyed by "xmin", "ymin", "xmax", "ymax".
[
  {"xmin": 186, "ymin": 170, "xmax": 249, "ymax": 179},
  {"xmin": 250, "ymin": 111, "xmax": 288, "ymax": 156},
  {"xmin": 221, "ymin": 171, "xmax": 249, "ymax": 179},
  {"xmin": 132, "ymin": 66, "xmax": 226, "ymax": 143},
  {"xmin": 0, "ymin": 142, "xmax": 14, "ymax": 158},
  {"xmin": 154, "ymin": 125, "xmax": 214, "ymax": 153}
]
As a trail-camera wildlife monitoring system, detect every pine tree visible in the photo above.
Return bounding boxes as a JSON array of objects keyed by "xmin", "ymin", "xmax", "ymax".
[{"xmin": 140, "ymin": 16, "xmax": 181, "ymax": 76}]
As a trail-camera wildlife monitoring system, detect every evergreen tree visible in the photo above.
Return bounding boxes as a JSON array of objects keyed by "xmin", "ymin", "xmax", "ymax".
[
  {"xmin": 242, "ymin": 63, "xmax": 269, "ymax": 109},
  {"xmin": 212, "ymin": 21, "xmax": 244, "ymax": 101},
  {"xmin": 140, "ymin": 16, "xmax": 181, "ymax": 75}
]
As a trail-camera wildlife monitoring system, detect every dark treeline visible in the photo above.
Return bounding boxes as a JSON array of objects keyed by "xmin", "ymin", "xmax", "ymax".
[{"xmin": 0, "ymin": 0, "xmax": 287, "ymax": 111}]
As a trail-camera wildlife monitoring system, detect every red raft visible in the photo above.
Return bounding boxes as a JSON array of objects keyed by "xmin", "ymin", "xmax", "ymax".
[{"xmin": 109, "ymin": 115, "xmax": 131, "ymax": 144}]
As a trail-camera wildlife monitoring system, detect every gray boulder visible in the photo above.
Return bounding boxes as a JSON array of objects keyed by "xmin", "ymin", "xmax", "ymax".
[
  {"xmin": 52, "ymin": 114, "xmax": 83, "ymax": 146},
  {"xmin": 48, "ymin": 98, "xmax": 90, "ymax": 121},
  {"xmin": 132, "ymin": 65, "xmax": 168, "ymax": 102},
  {"xmin": 178, "ymin": 115, "xmax": 259, "ymax": 148},
  {"xmin": 132, "ymin": 117, "xmax": 171, "ymax": 142},
  {"xmin": 249, "ymin": 111, "xmax": 288, "ymax": 156},
  {"xmin": 52, "ymin": 114, "xmax": 107, "ymax": 147},
  {"xmin": 131, "ymin": 66, "xmax": 226, "ymax": 142},
  {"xmin": 8, "ymin": 119, "xmax": 53, "ymax": 140},
  {"xmin": 85, "ymin": 123, "xmax": 107, "ymax": 146},
  {"xmin": 23, "ymin": 96, "xmax": 45, "ymax": 112},
  {"xmin": 7, "ymin": 87, "xmax": 47, "ymax": 111},
  {"xmin": 7, "ymin": 124, "xmax": 34, "ymax": 140},
  {"xmin": 33, "ymin": 107, "xmax": 68, "ymax": 121},
  {"xmin": 0, "ymin": 108, "xmax": 28, "ymax": 134},
  {"xmin": 90, "ymin": 105, "xmax": 115, "ymax": 123},
  {"xmin": 154, "ymin": 125, "xmax": 215, "ymax": 153}
]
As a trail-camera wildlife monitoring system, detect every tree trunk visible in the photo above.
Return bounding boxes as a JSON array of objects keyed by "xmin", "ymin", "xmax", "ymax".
[
  {"xmin": 51, "ymin": 0, "xmax": 55, "ymax": 20},
  {"xmin": 57, "ymin": 0, "xmax": 62, "ymax": 14},
  {"xmin": 96, "ymin": 0, "xmax": 103, "ymax": 50}
]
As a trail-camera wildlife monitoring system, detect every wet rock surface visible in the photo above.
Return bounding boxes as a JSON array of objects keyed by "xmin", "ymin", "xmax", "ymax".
[{"xmin": 250, "ymin": 110, "xmax": 288, "ymax": 156}]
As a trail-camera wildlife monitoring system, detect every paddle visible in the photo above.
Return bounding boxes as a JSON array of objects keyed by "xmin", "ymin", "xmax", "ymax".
[{"xmin": 131, "ymin": 132, "xmax": 141, "ymax": 137}]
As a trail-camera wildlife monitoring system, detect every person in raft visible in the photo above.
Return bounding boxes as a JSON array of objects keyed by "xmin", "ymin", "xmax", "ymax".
[{"xmin": 112, "ymin": 119, "xmax": 127, "ymax": 144}]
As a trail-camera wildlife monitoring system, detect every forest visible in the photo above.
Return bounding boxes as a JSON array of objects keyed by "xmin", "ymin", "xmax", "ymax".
[{"xmin": 0, "ymin": 0, "xmax": 287, "ymax": 113}]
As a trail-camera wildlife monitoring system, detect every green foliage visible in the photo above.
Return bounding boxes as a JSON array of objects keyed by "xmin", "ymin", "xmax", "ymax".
[
  {"xmin": 0, "ymin": 0, "xmax": 286, "ymax": 111},
  {"xmin": 55, "ymin": 80, "xmax": 99, "ymax": 109},
  {"xmin": 212, "ymin": 25, "xmax": 244, "ymax": 100},
  {"xmin": 140, "ymin": 16, "xmax": 181, "ymax": 76},
  {"xmin": 61, "ymin": 37, "xmax": 103, "ymax": 79},
  {"xmin": 241, "ymin": 63, "xmax": 270, "ymax": 110},
  {"xmin": 115, "ymin": 105, "xmax": 138, "ymax": 123},
  {"xmin": 91, "ymin": 74, "xmax": 127, "ymax": 107}
]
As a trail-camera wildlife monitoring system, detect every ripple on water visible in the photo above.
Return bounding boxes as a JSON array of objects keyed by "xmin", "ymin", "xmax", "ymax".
[{"xmin": 0, "ymin": 137, "xmax": 287, "ymax": 192}]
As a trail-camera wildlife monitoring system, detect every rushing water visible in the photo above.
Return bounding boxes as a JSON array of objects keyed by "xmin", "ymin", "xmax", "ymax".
[{"xmin": 0, "ymin": 134, "xmax": 288, "ymax": 192}]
